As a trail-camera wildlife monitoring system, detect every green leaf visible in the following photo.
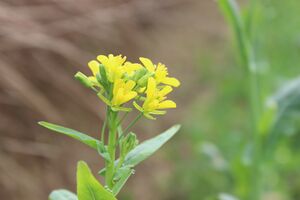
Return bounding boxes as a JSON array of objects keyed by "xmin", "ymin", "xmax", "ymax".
[
  {"xmin": 112, "ymin": 167, "xmax": 133, "ymax": 195},
  {"xmin": 98, "ymin": 124, "xmax": 180, "ymax": 175},
  {"xmin": 218, "ymin": 0, "xmax": 253, "ymax": 70},
  {"xmin": 271, "ymin": 76, "xmax": 300, "ymax": 116},
  {"xmin": 265, "ymin": 77, "xmax": 300, "ymax": 153},
  {"xmin": 38, "ymin": 121, "xmax": 99, "ymax": 150},
  {"xmin": 218, "ymin": 0, "xmax": 242, "ymax": 30},
  {"xmin": 267, "ymin": 76, "xmax": 300, "ymax": 132},
  {"xmin": 77, "ymin": 161, "xmax": 116, "ymax": 200},
  {"xmin": 123, "ymin": 124, "xmax": 180, "ymax": 166},
  {"xmin": 49, "ymin": 189, "xmax": 77, "ymax": 200}
]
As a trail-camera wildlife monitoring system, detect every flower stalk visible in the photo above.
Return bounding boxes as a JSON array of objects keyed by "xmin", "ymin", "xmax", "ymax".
[
  {"xmin": 105, "ymin": 109, "xmax": 117, "ymax": 188},
  {"xmin": 39, "ymin": 54, "xmax": 181, "ymax": 199}
]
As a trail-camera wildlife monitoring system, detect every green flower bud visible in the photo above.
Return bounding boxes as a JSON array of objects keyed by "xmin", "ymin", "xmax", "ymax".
[
  {"xmin": 132, "ymin": 68, "xmax": 147, "ymax": 82},
  {"xmin": 137, "ymin": 72, "xmax": 155, "ymax": 87},
  {"xmin": 74, "ymin": 72, "xmax": 93, "ymax": 88},
  {"xmin": 96, "ymin": 64, "xmax": 110, "ymax": 91},
  {"xmin": 121, "ymin": 132, "xmax": 138, "ymax": 157}
]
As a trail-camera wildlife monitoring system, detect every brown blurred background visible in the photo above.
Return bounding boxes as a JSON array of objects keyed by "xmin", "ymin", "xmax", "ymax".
[{"xmin": 0, "ymin": 0, "xmax": 226, "ymax": 199}]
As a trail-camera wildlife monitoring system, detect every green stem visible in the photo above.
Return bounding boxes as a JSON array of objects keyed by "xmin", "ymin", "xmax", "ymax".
[
  {"xmin": 101, "ymin": 108, "xmax": 108, "ymax": 143},
  {"xmin": 243, "ymin": 21, "xmax": 262, "ymax": 200},
  {"xmin": 105, "ymin": 108, "xmax": 118, "ymax": 189},
  {"xmin": 117, "ymin": 112, "xmax": 129, "ymax": 126},
  {"xmin": 219, "ymin": 0, "xmax": 262, "ymax": 199},
  {"xmin": 123, "ymin": 113, "xmax": 143, "ymax": 135},
  {"xmin": 91, "ymin": 86, "xmax": 99, "ymax": 93}
]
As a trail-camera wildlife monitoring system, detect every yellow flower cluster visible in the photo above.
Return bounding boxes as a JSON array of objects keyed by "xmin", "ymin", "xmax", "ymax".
[{"xmin": 75, "ymin": 54, "xmax": 180, "ymax": 119}]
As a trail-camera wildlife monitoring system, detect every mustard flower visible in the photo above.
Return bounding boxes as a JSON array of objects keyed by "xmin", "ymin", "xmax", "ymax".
[
  {"xmin": 139, "ymin": 57, "xmax": 180, "ymax": 87},
  {"xmin": 76, "ymin": 54, "xmax": 179, "ymax": 117},
  {"xmin": 97, "ymin": 54, "xmax": 126, "ymax": 83},
  {"xmin": 111, "ymin": 79, "xmax": 137, "ymax": 109},
  {"xmin": 133, "ymin": 77, "xmax": 176, "ymax": 119}
]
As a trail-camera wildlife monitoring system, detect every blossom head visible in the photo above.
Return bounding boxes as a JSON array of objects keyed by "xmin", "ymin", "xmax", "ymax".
[{"xmin": 75, "ymin": 54, "xmax": 179, "ymax": 119}]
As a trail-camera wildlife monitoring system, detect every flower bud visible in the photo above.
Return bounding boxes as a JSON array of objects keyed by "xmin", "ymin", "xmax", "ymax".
[
  {"xmin": 137, "ymin": 72, "xmax": 155, "ymax": 87},
  {"xmin": 96, "ymin": 64, "xmax": 110, "ymax": 90},
  {"xmin": 132, "ymin": 68, "xmax": 147, "ymax": 82},
  {"xmin": 74, "ymin": 72, "xmax": 93, "ymax": 88},
  {"xmin": 121, "ymin": 132, "xmax": 138, "ymax": 157}
]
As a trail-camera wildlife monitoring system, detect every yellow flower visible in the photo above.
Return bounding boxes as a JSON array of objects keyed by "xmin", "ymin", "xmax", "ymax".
[
  {"xmin": 134, "ymin": 77, "xmax": 176, "ymax": 119},
  {"xmin": 76, "ymin": 54, "xmax": 179, "ymax": 116},
  {"xmin": 139, "ymin": 57, "xmax": 180, "ymax": 87},
  {"xmin": 87, "ymin": 60, "xmax": 102, "ymax": 87},
  {"xmin": 97, "ymin": 54, "xmax": 126, "ymax": 82},
  {"xmin": 111, "ymin": 79, "xmax": 137, "ymax": 107}
]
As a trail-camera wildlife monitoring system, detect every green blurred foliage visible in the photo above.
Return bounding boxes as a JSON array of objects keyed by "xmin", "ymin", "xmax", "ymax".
[{"xmin": 168, "ymin": 0, "xmax": 300, "ymax": 199}]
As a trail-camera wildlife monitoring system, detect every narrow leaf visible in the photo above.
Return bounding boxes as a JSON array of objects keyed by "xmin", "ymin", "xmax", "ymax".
[
  {"xmin": 77, "ymin": 161, "xmax": 116, "ymax": 200},
  {"xmin": 265, "ymin": 76, "xmax": 300, "ymax": 147},
  {"xmin": 38, "ymin": 121, "xmax": 99, "ymax": 150},
  {"xmin": 270, "ymin": 76, "xmax": 300, "ymax": 113},
  {"xmin": 49, "ymin": 189, "xmax": 77, "ymax": 200},
  {"xmin": 218, "ymin": 0, "xmax": 252, "ymax": 70},
  {"xmin": 123, "ymin": 124, "xmax": 180, "ymax": 166}
]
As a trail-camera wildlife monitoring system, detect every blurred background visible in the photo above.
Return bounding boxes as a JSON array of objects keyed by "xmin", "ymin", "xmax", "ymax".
[{"xmin": 1, "ymin": 0, "xmax": 300, "ymax": 199}]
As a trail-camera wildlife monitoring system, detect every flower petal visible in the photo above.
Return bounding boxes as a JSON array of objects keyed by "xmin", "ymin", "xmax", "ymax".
[
  {"xmin": 139, "ymin": 57, "xmax": 155, "ymax": 72},
  {"xmin": 121, "ymin": 91, "xmax": 137, "ymax": 105},
  {"xmin": 162, "ymin": 77, "xmax": 180, "ymax": 87},
  {"xmin": 97, "ymin": 55, "xmax": 109, "ymax": 67},
  {"xmin": 158, "ymin": 100, "xmax": 176, "ymax": 109},
  {"xmin": 146, "ymin": 77, "xmax": 156, "ymax": 98},
  {"xmin": 159, "ymin": 86, "xmax": 173, "ymax": 97},
  {"xmin": 113, "ymin": 79, "xmax": 123, "ymax": 97},
  {"xmin": 125, "ymin": 80, "xmax": 136, "ymax": 91},
  {"xmin": 88, "ymin": 60, "xmax": 100, "ymax": 76}
]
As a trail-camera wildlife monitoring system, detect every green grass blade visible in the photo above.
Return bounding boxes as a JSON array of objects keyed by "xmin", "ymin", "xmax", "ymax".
[{"xmin": 218, "ymin": 0, "xmax": 251, "ymax": 69}]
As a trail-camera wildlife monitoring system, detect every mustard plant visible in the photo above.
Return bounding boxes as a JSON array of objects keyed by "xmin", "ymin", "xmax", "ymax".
[{"xmin": 39, "ymin": 54, "xmax": 180, "ymax": 200}]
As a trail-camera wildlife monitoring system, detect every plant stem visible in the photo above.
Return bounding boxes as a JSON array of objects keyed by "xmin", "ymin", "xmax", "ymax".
[
  {"xmin": 101, "ymin": 107, "xmax": 108, "ymax": 142},
  {"xmin": 219, "ymin": 0, "xmax": 262, "ymax": 199},
  {"xmin": 123, "ymin": 113, "xmax": 143, "ymax": 135},
  {"xmin": 117, "ymin": 112, "xmax": 129, "ymax": 127},
  {"xmin": 105, "ymin": 108, "xmax": 118, "ymax": 189}
]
